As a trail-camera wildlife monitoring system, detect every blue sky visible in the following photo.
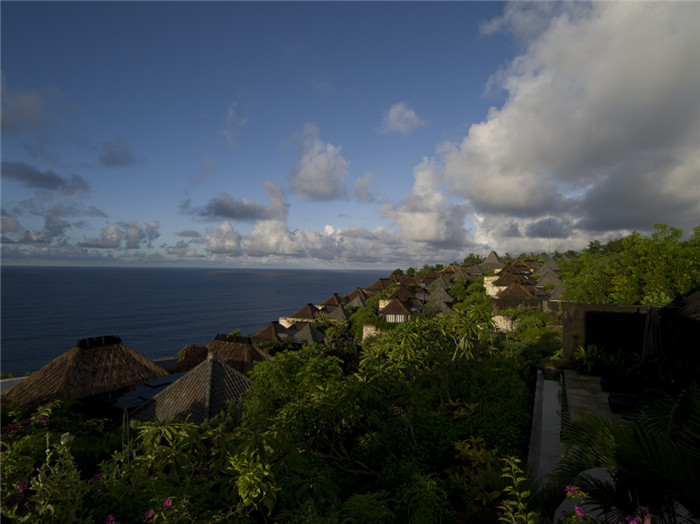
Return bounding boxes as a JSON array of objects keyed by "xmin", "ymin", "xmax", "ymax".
[{"xmin": 2, "ymin": 1, "xmax": 699, "ymax": 268}]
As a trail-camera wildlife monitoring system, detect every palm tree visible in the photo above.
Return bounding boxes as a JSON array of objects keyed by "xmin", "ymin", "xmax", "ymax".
[{"xmin": 553, "ymin": 385, "xmax": 700, "ymax": 523}]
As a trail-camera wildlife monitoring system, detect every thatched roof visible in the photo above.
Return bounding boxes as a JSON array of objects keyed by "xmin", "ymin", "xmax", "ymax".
[
  {"xmin": 347, "ymin": 287, "xmax": 370, "ymax": 302},
  {"xmin": 468, "ymin": 265, "xmax": 485, "ymax": 276},
  {"xmin": 390, "ymin": 285, "xmax": 419, "ymax": 301},
  {"xmin": 251, "ymin": 321, "xmax": 290, "ymax": 342},
  {"xmin": 480, "ymin": 251, "xmax": 504, "ymax": 272},
  {"xmin": 498, "ymin": 259, "xmax": 532, "ymax": 276},
  {"xmin": 537, "ymin": 271, "xmax": 562, "ymax": 287},
  {"xmin": 428, "ymin": 287, "xmax": 454, "ymax": 304},
  {"xmin": 429, "ymin": 275, "xmax": 451, "ymax": 290},
  {"xmin": 497, "ymin": 283, "xmax": 540, "ymax": 300},
  {"xmin": 172, "ymin": 334, "xmax": 270, "ymax": 375},
  {"xmin": 380, "ymin": 298, "xmax": 413, "ymax": 316},
  {"xmin": 289, "ymin": 303, "xmax": 320, "ymax": 321},
  {"xmin": 367, "ymin": 278, "xmax": 392, "ymax": 293},
  {"xmin": 290, "ymin": 323, "xmax": 326, "ymax": 345},
  {"xmin": 421, "ymin": 270, "xmax": 441, "ymax": 283},
  {"xmin": 130, "ymin": 353, "xmax": 250, "ymax": 423},
  {"xmin": 346, "ymin": 294, "xmax": 366, "ymax": 309},
  {"xmin": 320, "ymin": 293, "xmax": 347, "ymax": 307},
  {"xmin": 328, "ymin": 305, "xmax": 352, "ymax": 322},
  {"xmin": 427, "ymin": 300, "xmax": 452, "ymax": 314},
  {"xmin": 1, "ymin": 336, "xmax": 168, "ymax": 410},
  {"xmin": 493, "ymin": 271, "xmax": 529, "ymax": 287},
  {"xmin": 537, "ymin": 258, "xmax": 560, "ymax": 274}
]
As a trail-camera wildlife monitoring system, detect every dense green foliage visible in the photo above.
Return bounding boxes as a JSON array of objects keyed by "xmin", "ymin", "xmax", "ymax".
[
  {"xmin": 1, "ymin": 305, "xmax": 546, "ymax": 523},
  {"xmin": 561, "ymin": 224, "xmax": 700, "ymax": 306}
]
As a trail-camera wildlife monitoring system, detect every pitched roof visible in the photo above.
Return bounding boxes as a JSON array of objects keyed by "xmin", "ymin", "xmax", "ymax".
[
  {"xmin": 320, "ymin": 293, "xmax": 347, "ymax": 307},
  {"xmin": 380, "ymin": 298, "xmax": 413, "ymax": 316},
  {"xmin": 1, "ymin": 336, "xmax": 168, "ymax": 410},
  {"xmin": 468, "ymin": 265, "xmax": 485, "ymax": 276},
  {"xmin": 427, "ymin": 300, "xmax": 452, "ymax": 314},
  {"xmin": 497, "ymin": 283, "xmax": 540, "ymax": 300},
  {"xmin": 537, "ymin": 271, "xmax": 562, "ymax": 287},
  {"xmin": 428, "ymin": 287, "xmax": 454, "ymax": 303},
  {"xmin": 498, "ymin": 259, "xmax": 532, "ymax": 276},
  {"xmin": 479, "ymin": 252, "xmax": 504, "ymax": 273},
  {"xmin": 492, "ymin": 271, "xmax": 529, "ymax": 287},
  {"xmin": 400, "ymin": 275, "xmax": 420, "ymax": 287},
  {"xmin": 390, "ymin": 285, "xmax": 419, "ymax": 301},
  {"xmin": 289, "ymin": 303, "xmax": 320, "ymax": 320},
  {"xmin": 328, "ymin": 305, "xmax": 352, "ymax": 322},
  {"xmin": 429, "ymin": 275, "xmax": 451, "ymax": 290},
  {"xmin": 548, "ymin": 286, "xmax": 565, "ymax": 301},
  {"xmin": 539, "ymin": 258, "xmax": 560, "ymax": 273},
  {"xmin": 439, "ymin": 264, "xmax": 461, "ymax": 274},
  {"xmin": 451, "ymin": 268, "xmax": 470, "ymax": 281},
  {"xmin": 421, "ymin": 269, "xmax": 441, "ymax": 283},
  {"xmin": 347, "ymin": 287, "xmax": 370, "ymax": 301},
  {"xmin": 346, "ymin": 294, "xmax": 366, "ymax": 309},
  {"xmin": 367, "ymin": 278, "xmax": 392, "ymax": 292},
  {"xmin": 130, "ymin": 353, "xmax": 250, "ymax": 423},
  {"xmin": 251, "ymin": 321, "xmax": 289, "ymax": 342},
  {"xmin": 206, "ymin": 335, "xmax": 271, "ymax": 374},
  {"xmin": 290, "ymin": 323, "xmax": 326, "ymax": 344}
]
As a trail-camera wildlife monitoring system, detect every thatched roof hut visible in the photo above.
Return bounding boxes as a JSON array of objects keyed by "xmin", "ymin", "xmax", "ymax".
[
  {"xmin": 130, "ymin": 353, "xmax": 250, "ymax": 423},
  {"xmin": 290, "ymin": 323, "xmax": 326, "ymax": 345},
  {"xmin": 172, "ymin": 334, "xmax": 270, "ymax": 375},
  {"xmin": 1, "ymin": 336, "xmax": 168, "ymax": 410},
  {"xmin": 251, "ymin": 321, "xmax": 290, "ymax": 343}
]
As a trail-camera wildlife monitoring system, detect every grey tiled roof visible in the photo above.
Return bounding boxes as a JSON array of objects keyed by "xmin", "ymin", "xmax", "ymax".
[{"xmin": 131, "ymin": 353, "xmax": 250, "ymax": 423}]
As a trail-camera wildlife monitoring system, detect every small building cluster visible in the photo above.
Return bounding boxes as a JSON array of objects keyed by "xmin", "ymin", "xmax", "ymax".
[{"xmin": 0, "ymin": 254, "xmax": 567, "ymax": 423}]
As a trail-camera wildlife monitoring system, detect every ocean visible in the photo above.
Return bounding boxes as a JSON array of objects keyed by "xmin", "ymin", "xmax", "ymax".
[{"xmin": 0, "ymin": 266, "xmax": 389, "ymax": 376}]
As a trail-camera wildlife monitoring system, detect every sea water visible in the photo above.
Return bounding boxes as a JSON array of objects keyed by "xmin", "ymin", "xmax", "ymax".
[{"xmin": 1, "ymin": 266, "xmax": 388, "ymax": 375}]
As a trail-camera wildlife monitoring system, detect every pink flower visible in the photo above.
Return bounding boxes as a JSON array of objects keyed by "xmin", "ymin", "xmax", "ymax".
[
  {"xmin": 106, "ymin": 515, "xmax": 115, "ymax": 523},
  {"xmin": 144, "ymin": 508, "xmax": 155, "ymax": 519},
  {"xmin": 163, "ymin": 497, "xmax": 172, "ymax": 509},
  {"xmin": 565, "ymin": 485, "xmax": 578, "ymax": 494},
  {"xmin": 641, "ymin": 507, "xmax": 649, "ymax": 517},
  {"xmin": 575, "ymin": 506, "xmax": 586, "ymax": 517}
]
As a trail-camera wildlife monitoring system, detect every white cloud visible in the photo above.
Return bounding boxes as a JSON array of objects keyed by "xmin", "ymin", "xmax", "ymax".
[
  {"xmin": 382, "ymin": 102, "xmax": 426, "ymax": 135},
  {"xmin": 444, "ymin": 1, "xmax": 700, "ymax": 239},
  {"xmin": 204, "ymin": 221, "xmax": 243, "ymax": 256},
  {"xmin": 382, "ymin": 157, "xmax": 469, "ymax": 246},
  {"xmin": 79, "ymin": 225, "xmax": 123, "ymax": 249},
  {"xmin": 290, "ymin": 123, "xmax": 349, "ymax": 201},
  {"xmin": 352, "ymin": 172, "xmax": 376, "ymax": 202}
]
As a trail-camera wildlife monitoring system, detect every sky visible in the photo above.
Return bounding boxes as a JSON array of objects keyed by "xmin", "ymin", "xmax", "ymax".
[{"xmin": 2, "ymin": 1, "xmax": 699, "ymax": 269}]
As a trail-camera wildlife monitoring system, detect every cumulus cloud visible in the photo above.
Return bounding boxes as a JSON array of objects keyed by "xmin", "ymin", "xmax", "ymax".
[
  {"xmin": 76, "ymin": 219, "xmax": 159, "ymax": 250},
  {"xmin": 145, "ymin": 221, "xmax": 161, "ymax": 246},
  {"xmin": 290, "ymin": 123, "xmax": 349, "ymax": 201},
  {"xmin": 204, "ymin": 221, "xmax": 243, "ymax": 256},
  {"xmin": 445, "ymin": 2, "xmax": 700, "ymax": 243},
  {"xmin": 352, "ymin": 172, "xmax": 376, "ymax": 202},
  {"xmin": 78, "ymin": 225, "xmax": 123, "ymax": 249},
  {"xmin": 99, "ymin": 135, "xmax": 141, "ymax": 167},
  {"xmin": 382, "ymin": 157, "xmax": 469, "ymax": 246},
  {"xmin": 166, "ymin": 240, "xmax": 201, "ymax": 258},
  {"xmin": 382, "ymin": 102, "xmax": 426, "ymax": 135}
]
